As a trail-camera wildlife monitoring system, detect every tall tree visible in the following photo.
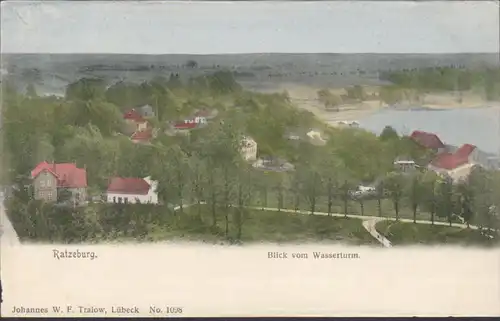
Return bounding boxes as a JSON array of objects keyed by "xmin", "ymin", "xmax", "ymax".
[
  {"xmin": 406, "ymin": 172, "xmax": 424, "ymax": 223},
  {"xmin": 384, "ymin": 172, "xmax": 405, "ymax": 221},
  {"xmin": 420, "ymin": 171, "xmax": 439, "ymax": 225},
  {"xmin": 435, "ymin": 175, "xmax": 455, "ymax": 226}
]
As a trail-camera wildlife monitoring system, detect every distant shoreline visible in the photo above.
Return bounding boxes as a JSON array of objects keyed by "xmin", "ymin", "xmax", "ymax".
[{"xmin": 276, "ymin": 83, "xmax": 500, "ymax": 125}]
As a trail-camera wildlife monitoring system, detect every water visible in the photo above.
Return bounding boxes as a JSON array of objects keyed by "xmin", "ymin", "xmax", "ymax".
[{"xmin": 358, "ymin": 106, "xmax": 500, "ymax": 156}]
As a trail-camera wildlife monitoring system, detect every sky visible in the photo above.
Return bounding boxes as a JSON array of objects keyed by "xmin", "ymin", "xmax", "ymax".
[{"xmin": 1, "ymin": 1, "xmax": 499, "ymax": 54}]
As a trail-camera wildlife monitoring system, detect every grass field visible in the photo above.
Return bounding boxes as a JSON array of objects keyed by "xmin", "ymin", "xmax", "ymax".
[
  {"xmin": 375, "ymin": 220, "xmax": 499, "ymax": 247},
  {"xmin": 142, "ymin": 205, "xmax": 380, "ymax": 246}
]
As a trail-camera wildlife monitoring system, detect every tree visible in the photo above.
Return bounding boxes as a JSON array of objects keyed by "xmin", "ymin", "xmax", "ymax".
[
  {"xmin": 379, "ymin": 86, "xmax": 404, "ymax": 106},
  {"xmin": 345, "ymin": 85, "xmax": 366, "ymax": 101},
  {"xmin": 420, "ymin": 171, "xmax": 439, "ymax": 225},
  {"xmin": 455, "ymin": 181, "xmax": 473, "ymax": 228},
  {"xmin": 66, "ymin": 78, "xmax": 106, "ymax": 102},
  {"xmin": 383, "ymin": 172, "xmax": 405, "ymax": 220},
  {"xmin": 435, "ymin": 175, "xmax": 455, "ymax": 226},
  {"xmin": 326, "ymin": 177, "xmax": 335, "ymax": 216},
  {"xmin": 185, "ymin": 60, "xmax": 198, "ymax": 69},
  {"xmin": 189, "ymin": 152, "xmax": 206, "ymax": 221},
  {"xmin": 406, "ymin": 172, "xmax": 424, "ymax": 223},
  {"xmin": 340, "ymin": 180, "xmax": 352, "ymax": 218},
  {"xmin": 379, "ymin": 126, "xmax": 399, "ymax": 141},
  {"xmin": 57, "ymin": 188, "xmax": 73, "ymax": 203},
  {"xmin": 467, "ymin": 167, "xmax": 497, "ymax": 232},
  {"xmin": 375, "ymin": 180, "xmax": 385, "ymax": 217},
  {"xmin": 234, "ymin": 166, "xmax": 253, "ymax": 241},
  {"xmin": 317, "ymin": 89, "xmax": 342, "ymax": 110}
]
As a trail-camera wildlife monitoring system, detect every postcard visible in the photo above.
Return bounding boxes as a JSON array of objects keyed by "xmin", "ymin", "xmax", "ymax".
[{"xmin": 1, "ymin": 0, "xmax": 499, "ymax": 317}]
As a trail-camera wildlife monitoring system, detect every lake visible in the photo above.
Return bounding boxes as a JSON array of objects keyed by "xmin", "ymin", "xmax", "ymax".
[{"xmin": 358, "ymin": 106, "xmax": 500, "ymax": 156}]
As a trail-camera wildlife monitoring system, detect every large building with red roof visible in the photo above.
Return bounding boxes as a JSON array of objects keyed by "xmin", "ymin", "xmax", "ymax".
[
  {"xmin": 31, "ymin": 161, "xmax": 88, "ymax": 204},
  {"xmin": 409, "ymin": 130, "xmax": 446, "ymax": 152},
  {"xmin": 428, "ymin": 143, "xmax": 480, "ymax": 182},
  {"xmin": 106, "ymin": 176, "xmax": 158, "ymax": 204}
]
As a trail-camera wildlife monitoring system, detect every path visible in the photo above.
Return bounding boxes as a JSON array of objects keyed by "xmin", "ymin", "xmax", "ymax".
[
  {"xmin": 174, "ymin": 203, "xmax": 479, "ymax": 248},
  {"xmin": 0, "ymin": 198, "xmax": 478, "ymax": 248},
  {"xmin": 362, "ymin": 218, "xmax": 392, "ymax": 247}
]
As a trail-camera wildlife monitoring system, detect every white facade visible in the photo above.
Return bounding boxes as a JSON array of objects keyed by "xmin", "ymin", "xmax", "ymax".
[
  {"xmin": 428, "ymin": 163, "xmax": 476, "ymax": 184},
  {"xmin": 136, "ymin": 121, "xmax": 149, "ymax": 132},
  {"xmin": 241, "ymin": 136, "xmax": 258, "ymax": 161},
  {"xmin": 106, "ymin": 176, "xmax": 159, "ymax": 205},
  {"xmin": 306, "ymin": 130, "xmax": 326, "ymax": 142},
  {"xmin": 184, "ymin": 116, "xmax": 207, "ymax": 125},
  {"xmin": 394, "ymin": 160, "xmax": 419, "ymax": 173}
]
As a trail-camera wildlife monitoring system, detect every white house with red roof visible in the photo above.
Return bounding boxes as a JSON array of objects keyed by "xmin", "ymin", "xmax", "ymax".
[
  {"xmin": 31, "ymin": 161, "xmax": 88, "ymax": 204},
  {"xmin": 169, "ymin": 116, "xmax": 208, "ymax": 135},
  {"xmin": 106, "ymin": 176, "xmax": 158, "ymax": 204},
  {"xmin": 123, "ymin": 109, "xmax": 149, "ymax": 133},
  {"xmin": 428, "ymin": 144, "xmax": 480, "ymax": 182}
]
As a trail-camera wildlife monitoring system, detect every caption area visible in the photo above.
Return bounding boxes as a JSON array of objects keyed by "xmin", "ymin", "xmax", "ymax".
[
  {"xmin": 268, "ymin": 251, "xmax": 360, "ymax": 259},
  {"xmin": 10, "ymin": 305, "xmax": 183, "ymax": 316},
  {"xmin": 52, "ymin": 248, "xmax": 98, "ymax": 260}
]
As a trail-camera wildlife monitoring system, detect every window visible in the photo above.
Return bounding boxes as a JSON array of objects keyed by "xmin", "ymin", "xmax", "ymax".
[
  {"xmin": 40, "ymin": 181, "xmax": 45, "ymax": 187},
  {"xmin": 124, "ymin": 198, "xmax": 128, "ymax": 204},
  {"xmin": 113, "ymin": 197, "xmax": 116, "ymax": 203},
  {"xmin": 46, "ymin": 179, "xmax": 51, "ymax": 187},
  {"xmin": 118, "ymin": 197, "xmax": 122, "ymax": 203},
  {"xmin": 47, "ymin": 191, "xmax": 53, "ymax": 200}
]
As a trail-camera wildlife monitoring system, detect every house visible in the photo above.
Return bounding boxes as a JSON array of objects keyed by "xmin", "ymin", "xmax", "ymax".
[
  {"xmin": 131, "ymin": 127, "xmax": 155, "ymax": 144},
  {"xmin": 241, "ymin": 136, "xmax": 258, "ymax": 161},
  {"xmin": 137, "ymin": 104, "xmax": 155, "ymax": 118},
  {"xmin": 335, "ymin": 120, "xmax": 360, "ymax": 128},
  {"xmin": 172, "ymin": 116, "xmax": 207, "ymax": 131},
  {"xmin": 106, "ymin": 176, "xmax": 158, "ymax": 204},
  {"xmin": 123, "ymin": 109, "xmax": 149, "ymax": 132},
  {"xmin": 349, "ymin": 185, "xmax": 376, "ymax": 198},
  {"xmin": 427, "ymin": 144, "xmax": 479, "ymax": 182},
  {"xmin": 31, "ymin": 161, "xmax": 88, "ymax": 205},
  {"xmin": 252, "ymin": 156, "xmax": 295, "ymax": 172},
  {"xmin": 409, "ymin": 130, "xmax": 446, "ymax": 153},
  {"xmin": 306, "ymin": 129, "xmax": 327, "ymax": 145},
  {"xmin": 394, "ymin": 159, "xmax": 419, "ymax": 173}
]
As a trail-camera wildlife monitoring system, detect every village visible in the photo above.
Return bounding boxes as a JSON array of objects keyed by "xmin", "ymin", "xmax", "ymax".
[
  {"xmin": 1, "ymin": 65, "xmax": 499, "ymax": 246},
  {"xmin": 28, "ymin": 101, "xmax": 494, "ymax": 213}
]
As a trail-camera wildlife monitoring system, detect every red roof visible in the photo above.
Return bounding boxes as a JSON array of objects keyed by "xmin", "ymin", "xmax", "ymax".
[
  {"xmin": 410, "ymin": 130, "xmax": 445, "ymax": 150},
  {"xmin": 173, "ymin": 121, "xmax": 197, "ymax": 130},
  {"xmin": 131, "ymin": 128, "xmax": 153, "ymax": 141},
  {"xmin": 123, "ymin": 109, "xmax": 145, "ymax": 122},
  {"xmin": 31, "ymin": 161, "xmax": 88, "ymax": 188},
  {"xmin": 454, "ymin": 144, "xmax": 476, "ymax": 157},
  {"xmin": 107, "ymin": 177, "xmax": 151, "ymax": 195},
  {"xmin": 430, "ymin": 144, "xmax": 475, "ymax": 170}
]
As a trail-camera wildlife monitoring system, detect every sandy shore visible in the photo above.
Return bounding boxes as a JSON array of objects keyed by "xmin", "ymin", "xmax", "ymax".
[{"xmin": 278, "ymin": 83, "xmax": 500, "ymax": 126}]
